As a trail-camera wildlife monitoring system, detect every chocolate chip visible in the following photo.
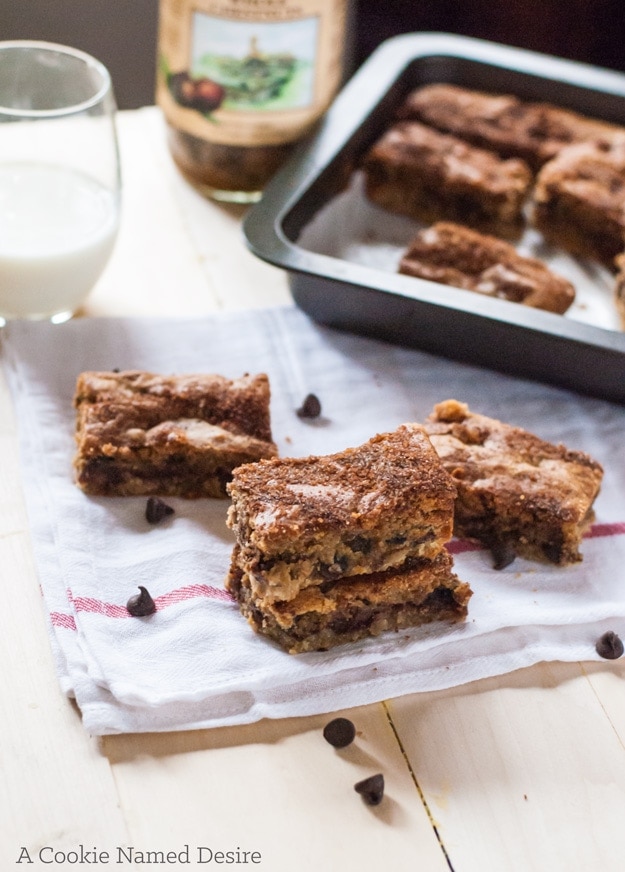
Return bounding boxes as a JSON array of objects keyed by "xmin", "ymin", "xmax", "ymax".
[
  {"xmin": 542, "ymin": 541, "xmax": 564, "ymax": 564},
  {"xmin": 490, "ymin": 537, "xmax": 516, "ymax": 570},
  {"xmin": 323, "ymin": 717, "xmax": 356, "ymax": 748},
  {"xmin": 354, "ymin": 773, "xmax": 384, "ymax": 805},
  {"xmin": 145, "ymin": 496, "xmax": 175, "ymax": 524},
  {"xmin": 595, "ymin": 630, "xmax": 624, "ymax": 660},
  {"xmin": 126, "ymin": 585, "xmax": 156, "ymax": 617},
  {"xmin": 296, "ymin": 393, "xmax": 321, "ymax": 419}
]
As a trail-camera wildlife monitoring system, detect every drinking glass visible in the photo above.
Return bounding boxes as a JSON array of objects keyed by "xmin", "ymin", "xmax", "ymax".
[{"xmin": 0, "ymin": 41, "xmax": 121, "ymax": 325}]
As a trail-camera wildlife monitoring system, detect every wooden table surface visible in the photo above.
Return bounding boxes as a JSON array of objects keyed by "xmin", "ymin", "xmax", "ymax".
[{"xmin": 2, "ymin": 106, "xmax": 625, "ymax": 872}]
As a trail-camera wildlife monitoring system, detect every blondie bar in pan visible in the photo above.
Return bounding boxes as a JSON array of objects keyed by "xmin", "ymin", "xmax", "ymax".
[
  {"xmin": 226, "ymin": 424, "xmax": 471, "ymax": 653},
  {"xmin": 361, "ymin": 121, "xmax": 532, "ymax": 239},
  {"xmin": 398, "ymin": 83, "xmax": 624, "ymax": 171},
  {"xmin": 399, "ymin": 222, "xmax": 575, "ymax": 314},
  {"xmin": 532, "ymin": 141, "xmax": 625, "ymax": 266},
  {"xmin": 423, "ymin": 400, "xmax": 604, "ymax": 567},
  {"xmin": 73, "ymin": 370, "xmax": 277, "ymax": 497}
]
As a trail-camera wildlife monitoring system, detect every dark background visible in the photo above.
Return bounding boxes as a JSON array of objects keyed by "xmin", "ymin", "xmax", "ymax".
[
  {"xmin": 355, "ymin": 1, "xmax": 625, "ymax": 76},
  {"xmin": 2, "ymin": 0, "xmax": 159, "ymax": 109},
  {"xmin": 3, "ymin": 1, "xmax": 625, "ymax": 109}
]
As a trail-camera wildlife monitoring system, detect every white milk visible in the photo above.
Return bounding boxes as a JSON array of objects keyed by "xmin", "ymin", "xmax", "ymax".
[{"xmin": 0, "ymin": 162, "xmax": 119, "ymax": 322}]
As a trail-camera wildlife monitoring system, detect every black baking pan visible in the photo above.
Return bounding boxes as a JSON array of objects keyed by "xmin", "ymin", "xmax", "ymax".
[{"xmin": 243, "ymin": 33, "xmax": 625, "ymax": 404}]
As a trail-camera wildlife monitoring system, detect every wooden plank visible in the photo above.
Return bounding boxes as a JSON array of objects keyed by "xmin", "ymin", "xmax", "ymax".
[
  {"xmin": 101, "ymin": 705, "xmax": 450, "ymax": 872},
  {"xmin": 581, "ymin": 661, "xmax": 625, "ymax": 745},
  {"xmin": 388, "ymin": 662, "xmax": 625, "ymax": 872}
]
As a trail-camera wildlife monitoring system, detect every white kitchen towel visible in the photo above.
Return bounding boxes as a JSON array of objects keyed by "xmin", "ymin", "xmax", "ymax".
[{"xmin": 2, "ymin": 305, "xmax": 624, "ymax": 735}]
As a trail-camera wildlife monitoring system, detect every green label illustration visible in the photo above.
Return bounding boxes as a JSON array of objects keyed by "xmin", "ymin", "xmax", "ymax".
[{"xmin": 189, "ymin": 14, "xmax": 318, "ymax": 112}]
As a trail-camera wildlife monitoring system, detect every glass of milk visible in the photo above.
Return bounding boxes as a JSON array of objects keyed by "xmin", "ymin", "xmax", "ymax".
[{"xmin": 0, "ymin": 41, "xmax": 121, "ymax": 325}]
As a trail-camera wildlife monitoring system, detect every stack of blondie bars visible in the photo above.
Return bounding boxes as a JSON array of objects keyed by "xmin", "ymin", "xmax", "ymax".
[{"xmin": 225, "ymin": 424, "xmax": 472, "ymax": 653}]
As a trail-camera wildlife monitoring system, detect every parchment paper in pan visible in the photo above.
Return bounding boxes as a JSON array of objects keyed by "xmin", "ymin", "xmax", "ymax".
[{"xmin": 298, "ymin": 172, "xmax": 621, "ymax": 333}]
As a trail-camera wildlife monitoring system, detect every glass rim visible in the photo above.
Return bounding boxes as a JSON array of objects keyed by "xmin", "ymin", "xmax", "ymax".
[{"xmin": 0, "ymin": 39, "xmax": 113, "ymax": 118}]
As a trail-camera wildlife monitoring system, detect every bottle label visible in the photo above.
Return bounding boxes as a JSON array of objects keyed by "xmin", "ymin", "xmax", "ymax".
[{"xmin": 157, "ymin": 0, "xmax": 348, "ymax": 147}]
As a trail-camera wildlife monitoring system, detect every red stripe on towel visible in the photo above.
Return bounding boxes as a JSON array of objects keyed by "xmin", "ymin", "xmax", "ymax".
[
  {"xmin": 72, "ymin": 596, "xmax": 129, "ymax": 618},
  {"xmin": 155, "ymin": 583, "xmax": 233, "ymax": 607},
  {"xmin": 584, "ymin": 522, "xmax": 625, "ymax": 538},
  {"xmin": 446, "ymin": 539, "xmax": 481, "ymax": 555},
  {"xmin": 50, "ymin": 582, "xmax": 234, "ymax": 630},
  {"xmin": 50, "ymin": 612, "xmax": 77, "ymax": 631}
]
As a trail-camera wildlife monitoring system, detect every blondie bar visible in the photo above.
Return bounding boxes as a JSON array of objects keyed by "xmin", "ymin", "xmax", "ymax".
[
  {"xmin": 361, "ymin": 121, "xmax": 532, "ymax": 239},
  {"xmin": 423, "ymin": 400, "xmax": 604, "ymax": 567},
  {"xmin": 227, "ymin": 547, "xmax": 470, "ymax": 654},
  {"xmin": 532, "ymin": 141, "xmax": 625, "ymax": 266},
  {"xmin": 73, "ymin": 370, "xmax": 277, "ymax": 497},
  {"xmin": 399, "ymin": 222, "xmax": 575, "ymax": 314},
  {"xmin": 226, "ymin": 424, "xmax": 471, "ymax": 652}
]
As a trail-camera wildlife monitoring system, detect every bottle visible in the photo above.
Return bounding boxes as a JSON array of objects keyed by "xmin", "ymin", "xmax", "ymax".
[{"xmin": 156, "ymin": 0, "xmax": 352, "ymax": 203}]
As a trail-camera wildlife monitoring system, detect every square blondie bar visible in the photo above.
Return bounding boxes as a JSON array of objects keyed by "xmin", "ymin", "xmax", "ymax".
[
  {"xmin": 423, "ymin": 400, "xmax": 604, "ymax": 567},
  {"xmin": 532, "ymin": 141, "xmax": 625, "ymax": 266},
  {"xmin": 399, "ymin": 222, "xmax": 575, "ymax": 314},
  {"xmin": 73, "ymin": 370, "xmax": 277, "ymax": 497},
  {"xmin": 361, "ymin": 121, "xmax": 532, "ymax": 239},
  {"xmin": 225, "ymin": 424, "xmax": 471, "ymax": 653},
  {"xmin": 227, "ymin": 547, "xmax": 470, "ymax": 654}
]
